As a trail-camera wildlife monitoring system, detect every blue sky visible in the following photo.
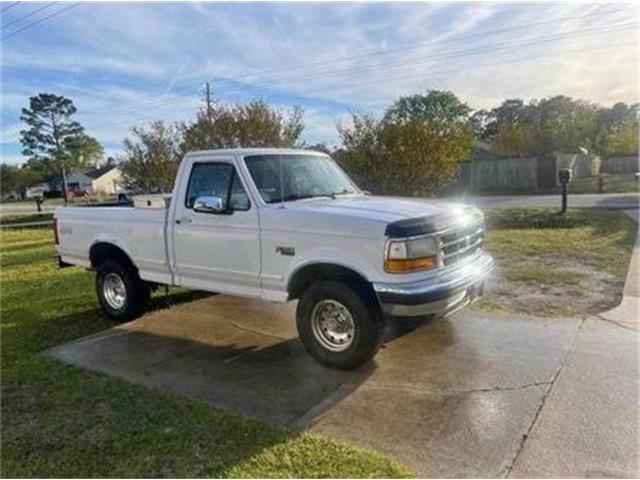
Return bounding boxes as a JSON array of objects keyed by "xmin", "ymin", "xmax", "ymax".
[{"xmin": 1, "ymin": 1, "xmax": 637, "ymax": 165}]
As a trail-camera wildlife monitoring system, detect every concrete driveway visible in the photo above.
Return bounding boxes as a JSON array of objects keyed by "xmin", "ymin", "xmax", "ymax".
[{"xmin": 47, "ymin": 290, "xmax": 638, "ymax": 477}]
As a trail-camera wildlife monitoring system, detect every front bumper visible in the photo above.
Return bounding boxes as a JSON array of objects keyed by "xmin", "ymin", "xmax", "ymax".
[{"xmin": 373, "ymin": 252, "xmax": 494, "ymax": 317}]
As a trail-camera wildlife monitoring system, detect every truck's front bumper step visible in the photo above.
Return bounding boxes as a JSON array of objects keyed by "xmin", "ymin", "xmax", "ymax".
[{"xmin": 373, "ymin": 252, "xmax": 494, "ymax": 317}]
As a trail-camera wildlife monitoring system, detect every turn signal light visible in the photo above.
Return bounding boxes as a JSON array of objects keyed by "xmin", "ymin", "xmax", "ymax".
[{"xmin": 384, "ymin": 255, "xmax": 438, "ymax": 273}]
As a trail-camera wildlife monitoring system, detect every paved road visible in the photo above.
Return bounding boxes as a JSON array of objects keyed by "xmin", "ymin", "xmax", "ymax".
[
  {"xmin": 0, "ymin": 202, "xmax": 58, "ymax": 217},
  {"xmin": 456, "ymin": 192, "xmax": 639, "ymax": 210}
]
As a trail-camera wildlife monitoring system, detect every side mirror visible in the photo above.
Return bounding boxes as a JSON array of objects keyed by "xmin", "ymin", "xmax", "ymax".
[{"xmin": 193, "ymin": 195, "xmax": 225, "ymax": 214}]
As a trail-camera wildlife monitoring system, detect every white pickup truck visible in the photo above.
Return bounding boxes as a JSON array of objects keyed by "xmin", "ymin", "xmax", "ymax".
[{"xmin": 55, "ymin": 148, "xmax": 493, "ymax": 369}]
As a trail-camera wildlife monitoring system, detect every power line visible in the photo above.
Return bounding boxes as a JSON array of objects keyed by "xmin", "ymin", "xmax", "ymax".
[
  {"xmin": 82, "ymin": 7, "xmax": 627, "ymax": 115},
  {"xmin": 1, "ymin": 10, "xmax": 634, "ymax": 140},
  {"xmin": 306, "ymin": 40, "xmax": 636, "ymax": 98},
  {"xmin": 1, "ymin": 2, "xmax": 80, "ymax": 41},
  {"xmin": 224, "ymin": 7, "xmax": 628, "ymax": 87},
  {"xmin": 2, "ymin": 2, "xmax": 57, "ymax": 30},
  {"xmin": 1, "ymin": 2, "xmax": 20, "ymax": 13},
  {"xmin": 83, "ymin": 21, "xmax": 637, "ymax": 120},
  {"xmin": 77, "ymin": 24, "xmax": 636, "ymax": 135},
  {"xmin": 81, "ymin": 37, "xmax": 634, "ymax": 134},
  {"xmin": 214, "ymin": 22, "xmax": 636, "ymax": 99},
  {"xmin": 3, "ymin": 37, "xmax": 631, "ymax": 144}
]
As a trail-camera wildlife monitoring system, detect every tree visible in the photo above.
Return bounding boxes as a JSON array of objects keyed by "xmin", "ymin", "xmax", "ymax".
[
  {"xmin": 119, "ymin": 121, "xmax": 183, "ymax": 193},
  {"xmin": 0, "ymin": 164, "xmax": 42, "ymax": 199},
  {"xmin": 304, "ymin": 143, "xmax": 332, "ymax": 154},
  {"xmin": 181, "ymin": 100, "xmax": 304, "ymax": 152},
  {"xmin": 473, "ymin": 96, "xmax": 638, "ymax": 158},
  {"xmin": 0, "ymin": 164, "xmax": 20, "ymax": 197},
  {"xmin": 20, "ymin": 93, "xmax": 102, "ymax": 201},
  {"xmin": 595, "ymin": 102, "xmax": 638, "ymax": 157},
  {"xmin": 65, "ymin": 133, "xmax": 104, "ymax": 168},
  {"xmin": 339, "ymin": 90, "xmax": 473, "ymax": 196},
  {"xmin": 383, "ymin": 90, "xmax": 471, "ymax": 126}
]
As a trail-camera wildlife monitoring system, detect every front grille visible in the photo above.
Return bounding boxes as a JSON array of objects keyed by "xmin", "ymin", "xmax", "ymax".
[{"xmin": 440, "ymin": 222, "xmax": 485, "ymax": 266}]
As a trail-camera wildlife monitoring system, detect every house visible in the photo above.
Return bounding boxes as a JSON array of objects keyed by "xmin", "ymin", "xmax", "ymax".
[
  {"xmin": 25, "ymin": 182, "xmax": 51, "ymax": 199},
  {"xmin": 86, "ymin": 165, "xmax": 124, "ymax": 195},
  {"xmin": 51, "ymin": 165, "xmax": 124, "ymax": 196},
  {"xmin": 64, "ymin": 169, "xmax": 94, "ymax": 193}
]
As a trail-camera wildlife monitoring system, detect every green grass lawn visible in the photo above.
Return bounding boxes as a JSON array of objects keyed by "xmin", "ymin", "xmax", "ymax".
[
  {"xmin": 0, "ymin": 228, "xmax": 412, "ymax": 478},
  {"xmin": 0, "ymin": 212, "xmax": 54, "ymax": 225},
  {"xmin": 478, "ymin": 208, "xmax": 637, "ymax": 317}
]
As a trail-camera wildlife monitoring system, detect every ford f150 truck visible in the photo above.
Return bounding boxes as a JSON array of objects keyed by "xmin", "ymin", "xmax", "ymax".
[{"xmin": 55, "ymin": 148, "xmax": 493, "ymax": 369}]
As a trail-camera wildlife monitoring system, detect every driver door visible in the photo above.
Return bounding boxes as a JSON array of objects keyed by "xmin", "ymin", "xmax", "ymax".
[{"xmin": 172, "ymin": 159, "xmax": 261, "ymax": 297}]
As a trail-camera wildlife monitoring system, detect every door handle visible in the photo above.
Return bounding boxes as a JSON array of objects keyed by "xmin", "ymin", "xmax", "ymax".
[{"xmin": 175, "ymin": 217, "xmax": 192, "ymax": 225}]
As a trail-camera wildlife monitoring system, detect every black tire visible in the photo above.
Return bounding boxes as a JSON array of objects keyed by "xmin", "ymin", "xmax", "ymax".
[
  {"xmin": 95, "ymin": 259, "xmax": 150, "ymax": 322},
  {"xmin": 296, "ymin": 280, "xmax": 384, "ymax": 370}
]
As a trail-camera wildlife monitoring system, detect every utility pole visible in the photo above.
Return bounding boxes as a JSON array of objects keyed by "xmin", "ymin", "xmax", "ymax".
[{"xmin": 205, "ymin": 81, "xmax": 212, "ymax": 120}]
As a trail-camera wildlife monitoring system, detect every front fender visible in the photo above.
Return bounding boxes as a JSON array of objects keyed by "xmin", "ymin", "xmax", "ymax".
[{"xmin": 285, "ymin": 245, "xmax": 376, "ymax": 289}]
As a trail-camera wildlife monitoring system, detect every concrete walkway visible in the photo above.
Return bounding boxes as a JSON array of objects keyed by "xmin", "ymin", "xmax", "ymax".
[{"xmin": 508, "ymin": 210, "xmax": 639, "ymax": 477}]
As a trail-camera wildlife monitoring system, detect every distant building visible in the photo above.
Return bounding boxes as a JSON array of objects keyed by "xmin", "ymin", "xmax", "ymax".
[
  {"xmin": 86, "ymin": 165, "xmax": 124, "ymax": 195},
  {"xmin": 25, "ymin": 183, "xmax": 51, "ymax": 199},
  {"xmin": 51, "ymin": 165, "xmax": 124, "ymax": 196}
]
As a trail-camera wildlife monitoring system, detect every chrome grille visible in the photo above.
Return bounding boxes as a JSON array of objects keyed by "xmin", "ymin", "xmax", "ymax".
[{"xmin": 440, "ymin": 222, "xmax": 485, "ymax": 266}]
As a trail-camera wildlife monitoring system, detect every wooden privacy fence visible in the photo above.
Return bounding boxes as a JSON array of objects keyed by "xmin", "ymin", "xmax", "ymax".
[
  {"xmin": 601, "ymin": 156, "xmax": 639, "ymax": 174},
  {"xmin": 455, "ymin": 154, "xmax": 604, "ymax": 193}
]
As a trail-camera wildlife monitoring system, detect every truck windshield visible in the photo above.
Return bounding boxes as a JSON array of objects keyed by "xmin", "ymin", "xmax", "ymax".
[{"xmin": 244, "ymin": 154, "xmax": 359, "ymax": 204}]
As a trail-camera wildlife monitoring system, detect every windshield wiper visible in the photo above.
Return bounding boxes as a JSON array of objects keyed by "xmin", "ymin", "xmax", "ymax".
[
  {"xmin": 329, "ymin": 189, "xmax": 357, "ymax": 197},
  {"xmin": 277, "ymin": 190, "xmax": 356, "ymax": 203},
  {"xmin": 279, "ymin": 193, "xmax": 334, "ymax": 202}
]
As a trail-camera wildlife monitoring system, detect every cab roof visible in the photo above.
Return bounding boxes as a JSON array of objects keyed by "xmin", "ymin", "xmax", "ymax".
[{"xmin": 185, "ymin": 148, "xmax": 328, "ymax": 158}]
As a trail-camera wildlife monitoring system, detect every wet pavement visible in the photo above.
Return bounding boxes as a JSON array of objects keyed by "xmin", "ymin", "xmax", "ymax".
[{"xmin": 46, "ymin": 293, "xmax": 640, "ymax": 477}]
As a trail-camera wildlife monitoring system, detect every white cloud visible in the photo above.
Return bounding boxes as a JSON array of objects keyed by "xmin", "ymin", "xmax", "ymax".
[{"xmin": 1, "ymin": 1, "xmax": 637, "ymax": 154}]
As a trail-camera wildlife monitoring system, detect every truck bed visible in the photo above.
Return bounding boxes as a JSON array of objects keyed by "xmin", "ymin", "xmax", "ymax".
[{"xmin": 55, "ymin": 205, "xmax": 173, "ymax": 285}]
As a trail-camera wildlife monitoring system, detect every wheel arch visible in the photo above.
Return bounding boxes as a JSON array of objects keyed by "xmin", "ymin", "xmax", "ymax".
[
  {"xmin": 287, "ymin": 262, "xmax": 377, "ymax": 304},
  {"xmin": 89, "ymin": 241, "xmax": 137, "ymax": 272}
]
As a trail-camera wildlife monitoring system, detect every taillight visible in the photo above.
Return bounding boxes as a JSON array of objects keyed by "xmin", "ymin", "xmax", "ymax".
[{"xmin": 53, "ymin": 218, "xmax": 59, "ymax": 245}]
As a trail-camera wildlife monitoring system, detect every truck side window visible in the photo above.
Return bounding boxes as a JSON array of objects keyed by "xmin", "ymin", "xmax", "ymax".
[{"xmin": 185, "ymin": 163, "xmax": 250, "ymax": 211}]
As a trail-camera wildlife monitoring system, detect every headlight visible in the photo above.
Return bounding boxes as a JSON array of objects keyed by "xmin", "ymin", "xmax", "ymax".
[{"xmin": 385, "ymin": 236, "xmax": 439, "ymax": 273}]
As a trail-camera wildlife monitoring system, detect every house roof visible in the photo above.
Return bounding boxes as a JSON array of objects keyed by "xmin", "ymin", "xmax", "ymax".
[{"xmin": 84, "ymin": 165, "xmax": 118, "ymax": 179}]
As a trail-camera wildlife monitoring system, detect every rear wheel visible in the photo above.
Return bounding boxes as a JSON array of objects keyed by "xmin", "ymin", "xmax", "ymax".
[
  {"xmin": 96, "ymin": 260, "xmax": 150, "ymax": 322},
  {"xmin": 296, "ymin": 280, "xmax": 384, "ymax": 369}
]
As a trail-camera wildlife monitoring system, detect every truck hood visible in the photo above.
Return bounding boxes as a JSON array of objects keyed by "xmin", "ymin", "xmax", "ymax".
[{"xmin": 285, "ymin": 195, "xmax": 462, "ymax": 222}]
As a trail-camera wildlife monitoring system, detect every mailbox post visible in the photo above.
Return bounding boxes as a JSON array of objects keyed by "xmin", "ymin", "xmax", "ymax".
[{"xmin": 558, "ymin": 168, "xmax": 572, "ymax": 214}]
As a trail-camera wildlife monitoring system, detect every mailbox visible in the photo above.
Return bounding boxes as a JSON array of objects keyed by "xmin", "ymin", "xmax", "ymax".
[
  {"xmin": 558, "ymin": 168, "xmax": 572, "ymax": 214},
  {"xmin": 558, "ymin": 168, "xmax": 573, "ymax": 185}
]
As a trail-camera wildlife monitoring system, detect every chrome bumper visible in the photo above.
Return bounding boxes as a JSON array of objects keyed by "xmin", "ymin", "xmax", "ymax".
[{"xmin": 373, "ymin": 252, "xmax": 494, "ymax": 317}]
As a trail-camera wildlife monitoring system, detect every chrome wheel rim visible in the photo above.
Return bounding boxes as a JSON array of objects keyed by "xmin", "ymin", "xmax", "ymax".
[
  {"xmin": 103, "ymin": 272, "xmax": 126, "ymax": 310},
  {"xmin": 311, "ymin": 299, "xmax": 355, "ymax": 352}
]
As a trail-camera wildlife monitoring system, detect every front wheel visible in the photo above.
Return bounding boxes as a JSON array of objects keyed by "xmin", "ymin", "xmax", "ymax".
[
  {"xmin": 296, "ymin": 281, "xmax": 384, "ymax": 370},
  {"xmin": 96, "ymin": 260, "xmax": 150, "ymax": 322}
]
